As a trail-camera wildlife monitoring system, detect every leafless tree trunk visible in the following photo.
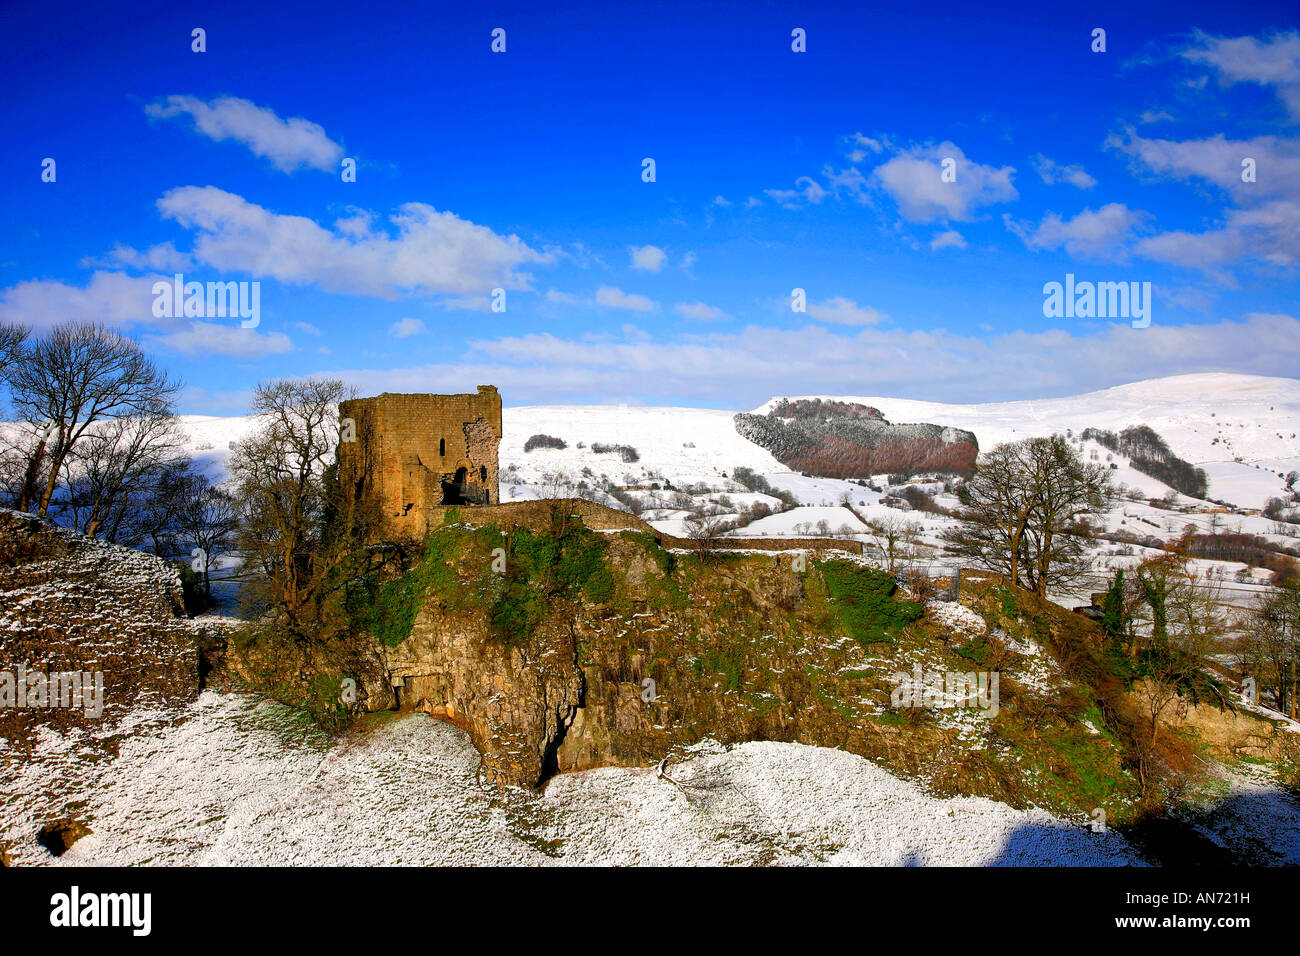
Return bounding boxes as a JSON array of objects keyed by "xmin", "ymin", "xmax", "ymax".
[{"xmin": 685, "ymin": 508, "xmax": 731, "ymax": 561}]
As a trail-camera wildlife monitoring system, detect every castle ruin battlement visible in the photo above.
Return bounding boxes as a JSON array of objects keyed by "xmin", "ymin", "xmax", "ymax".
[{"xmin": 338, "ymin": 386, "xmax": 502, "ymax": 538}]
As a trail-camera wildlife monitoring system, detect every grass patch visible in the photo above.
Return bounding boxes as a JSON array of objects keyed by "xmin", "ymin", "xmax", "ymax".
[{"xmin": 818, "ymin": 560, "xmax": 923, "ymax": 646}]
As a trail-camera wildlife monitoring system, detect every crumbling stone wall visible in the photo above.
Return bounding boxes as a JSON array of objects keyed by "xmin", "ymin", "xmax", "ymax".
[{"xmin": 338, "ymin": 386, "xmax": 502, "ymax": 539}]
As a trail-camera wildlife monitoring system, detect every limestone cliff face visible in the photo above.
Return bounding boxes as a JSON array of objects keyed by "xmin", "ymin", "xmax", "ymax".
[
  {"xmin": 369, "ymin": 529, "xmax": 954, "ymax": 789},
  {"xmin": 217, "ymin": 501, "xmax": 1297, "ymax": 815}
]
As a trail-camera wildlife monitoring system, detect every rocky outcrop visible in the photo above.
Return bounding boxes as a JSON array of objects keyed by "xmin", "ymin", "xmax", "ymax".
[
  {"xmin": 0, "ymin": 509, "xmax": 206, "ymax": 750},
  {"xmin": 1136, "ymin": 682, "xmax": 1300, "ymax": 768},
  {"xmin": 227, "ymin": 509, "xmax": 994, "ymax": 792}
]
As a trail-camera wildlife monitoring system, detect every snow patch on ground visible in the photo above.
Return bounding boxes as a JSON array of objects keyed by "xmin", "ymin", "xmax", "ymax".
[{"xmin": 2, "ymin": 692, "xmax": 1142, "ymax": 867}]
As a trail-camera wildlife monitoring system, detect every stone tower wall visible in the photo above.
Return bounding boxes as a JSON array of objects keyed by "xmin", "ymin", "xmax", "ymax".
[{"xmin": 339, "ymin": 385, "xmax": 501, "ymax": 539}]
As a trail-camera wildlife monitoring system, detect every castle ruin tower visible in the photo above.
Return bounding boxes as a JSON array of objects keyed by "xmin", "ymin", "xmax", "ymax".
[{"xmin": 338, "ymin": 385, "xmax": 502, "ymax": 538}]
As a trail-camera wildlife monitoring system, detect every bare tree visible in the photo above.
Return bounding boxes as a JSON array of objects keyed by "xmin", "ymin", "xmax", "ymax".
[
  {"xmin": 866, "ymin": 513, "xmax": 920, "ymax": 574},
  {"xmin": 943, "ymin": 435, "xmax": 1110, "ymax": 594},
  {"xmin": 1022, "ymin": 436, "xmax": 1112, "ymax": 595},
  {"xmin": 538, "ymin": 469, "xmax": 575, "ymax": 500},
  {"xmin": 0, "ymin": 322, "xmax": 29, "ymax": 382},
  {"xmin": 228, "ymin": 377, "xmax": 355, "ymax": 631},
  {"xmin": 1246, "ymin": 582, "xmax": 1300, "ymax": 718},
  {"xmin": 57, "ymin": 412, "xmax": 187, "ymax": 539},
  {"xmin": 7, "ymin": 323, "xmax": 181, "ymax": 516},
  {"xmin": 174, "ymin": 476, "xmax": 240, "ymax": 598},
  {"xmin": 941, "ymin": 440, "xmax": 1036, "ymax": 586},
  {"xmin": 684, "ymin": 508, "xmax": 731, "ymax": 560}
]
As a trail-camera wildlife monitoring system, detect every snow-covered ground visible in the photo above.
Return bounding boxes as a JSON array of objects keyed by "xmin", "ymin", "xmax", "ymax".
[
  {"xmin": 148, "ymin": 372, "xmax": 1298, "ymax": 510},
  {"xmin": 757, "ymin": 372, "xmax": 1300, "ymax": 510},
  {"xmin": 0, "ymin": 692, "xmax": 1144, "ymax": 866}
]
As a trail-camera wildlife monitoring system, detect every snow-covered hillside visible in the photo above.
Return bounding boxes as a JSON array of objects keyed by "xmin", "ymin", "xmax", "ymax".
[
  {"xmin": 0, "ymin": 692, "xmax": 1144, "ymax": 866},
  {"xmin": 166, "ymin": 372, "xmax": 1300, "ymax": 510},
  {"xmin": 757, "ymin": 373, "xmax": 1300, "ymax": 509},
  {"xmin": 499, "ymin": 404, "xmax": 784, "ymax": 487}
]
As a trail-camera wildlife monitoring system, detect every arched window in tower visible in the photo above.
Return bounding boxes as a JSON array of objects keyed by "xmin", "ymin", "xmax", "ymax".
[
  {"xmin": 439, "ymin": 438, "xmax": 445, "ymax": 456},
  {"xmin": 480, "ymin": 465, "xmax": 487, "ymax": 483}
]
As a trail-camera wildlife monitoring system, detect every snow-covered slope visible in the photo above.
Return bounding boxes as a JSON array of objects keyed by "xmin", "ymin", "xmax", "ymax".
[
  {"xmin": 499, "ymin": 404, "xmax": 784, "ymax": 486},
  {"xmin": 755, "ymin": 373, "xmax": 1300, "ymax": 508},
  {"xmin": 0, "ymin": 692, "xmax": 1144, "ymax": 866},
  {"xmin": 161, "ymin": 373, "xmax": 1299, "ymax": 509}
]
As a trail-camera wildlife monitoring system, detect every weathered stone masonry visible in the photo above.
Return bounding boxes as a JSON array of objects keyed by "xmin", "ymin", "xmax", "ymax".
[{"xmin": 338, "ymin": 386, "xmax": 502, "ymax": 539}]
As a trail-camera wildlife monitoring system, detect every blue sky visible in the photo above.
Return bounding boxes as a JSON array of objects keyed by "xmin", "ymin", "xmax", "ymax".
[{"xmin": 2, "ymin": 0, "xmax": 1298, "ymax": 413}]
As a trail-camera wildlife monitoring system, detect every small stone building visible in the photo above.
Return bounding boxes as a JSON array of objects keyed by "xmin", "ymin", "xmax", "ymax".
[{"xmin": 338, "ymin": 386, "xmax": 502, "ymax": 538}]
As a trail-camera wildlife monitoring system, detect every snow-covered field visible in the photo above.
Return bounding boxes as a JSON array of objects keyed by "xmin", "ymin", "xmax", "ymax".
[
  {"xmin": 0, "ymin": 692, "xmax": 1143, "ymax": 866},
  {"xmin": 155, "ymin": 372, "xmax": 1299, "ymax": 510},
  {"xmin": 757, "ymin": 372, "xmax": 1300, "ymax": 510}
]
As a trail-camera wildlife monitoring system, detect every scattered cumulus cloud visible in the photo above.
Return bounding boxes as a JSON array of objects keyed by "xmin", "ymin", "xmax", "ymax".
[
  {"xmin": 145, "ymin": 95, "xmax": 346, "ymax": 173},
  {"xmin": 1032, "ymin": 154, "xmax": 1097, "ymax": 189},
  {"xmin": 873, "ymin": 142, "xmax": 1018, "ymax": 222},
  {"xmin": 155, "ymin": 186, "xmax": 549, "ymax": 299},
  {"xmin": 629, "ymin": 244, "xmax": 667, "ymax": 272},
  {"xmin": 930, "ymin": 229, "xmax": 968, "ymax": 250},
  {"xmin": 595, "ymin": 286, "xmax": 656, "ymax": 312},
  {"xmin": 805, "ymin": 296, "xmax": 886, "ymax": 326},
  {"xmin": 1181, "ymin": 30, "xmax": 1300, "ymax": 120},
  {"xmin": 389, "ymin": 318, "xmax": 426, "ymax": 338},
  {"xmin": 1005, "ymin": 203, "xmax": 1147, "ymax": 259},
  {"xmin": 675, "ymin": 300, "xmax": 727, "ymax": 321}
]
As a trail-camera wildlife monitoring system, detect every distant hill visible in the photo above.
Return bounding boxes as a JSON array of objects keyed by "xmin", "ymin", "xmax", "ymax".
[
  {"xmin": 90, "ymin": 372, "xmax": 1300, "ymax": 510},
  {"xmin": 735, "ymin": 401, "xmax": 978, "ymax": 478}
]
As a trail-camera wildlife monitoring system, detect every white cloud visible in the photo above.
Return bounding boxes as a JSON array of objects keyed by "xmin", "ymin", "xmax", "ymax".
[
  {"xmin": 1135, "ymin": 200, "xmax": 1300, "ymax": 269},
  {"xmin": 710, "ymin": 195, "xmax": 732, "ymax": 207},
  {"xmin": 320, "ymin": 313, "xmax": 1300, "ymax": 406},
  {"xmin": 805, "ymin": 296, "xmax": 886, "ymax": 326},
  {"xmin": 145, "ymin": 95, "xmax": 346, "ymax": 173},
  {"xmin": 1005, "ymin": 203, "xmax": 1146, "ymax": 259},
  {"xmin": 764, "ymin": 177, "xmax": 829, "ymax": 209},
  {"xmin": 87, "ymin": 241, "xmax": 192, "ymax": 272},
  {"xmin": 675, "ymin": 300, "xmax": 727, "ymax": 321},
  {"xmin": 873, "ymin": 142, "xmax": 1018, "ymax": 222},
  {"xmin": 629, "ymin": 244, "xmax": 667, "ymax": 272},
  {"xmin": 1108, "ymin": 129, "xmax": 1300, "ymax": 202},
  {"xmin": 390, "ymin": 318, "xmax": 426, "ymax": 338},
  {"xmin": 1032, "ymin": 154, "xmax": 1097, "ymax": 189},
  {"xmin": 0, "ymin": 270, "xmax": 296, "ymax": 359},
  {"xmin": 156, "ymin": 186, "xmax": 548, "ymax": 298},
  {"xmin": 595, "ymin": 286, "xmax": 656, "ymax": 312},
  {"xmin": 930, "ymin": 229, "xmax": 968, "ymax": 250},
  {"xmin": 0, "ymin": 271, "xmax": 165, "ymax": 330},
  {"xmin": 146, "ymin": 321, "xmax": 293, "ymax": 358},
  {"xmin": 1108, "ymin": 128, "xmax": 1300, "ymax": 268},
  {"xmin": 845, "ymin": 132, "xmax": 886, "ymax": 163},
  {"xmin": 1182, "ymin": 30, "xmax": 1300, "ymax": 120}
]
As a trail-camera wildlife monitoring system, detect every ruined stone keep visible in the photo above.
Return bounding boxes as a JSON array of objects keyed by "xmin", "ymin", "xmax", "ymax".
[{"xmin": 338, "ymin": 386, "xmax": 502, "ymax": 537}]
